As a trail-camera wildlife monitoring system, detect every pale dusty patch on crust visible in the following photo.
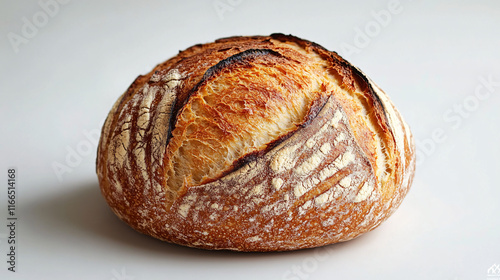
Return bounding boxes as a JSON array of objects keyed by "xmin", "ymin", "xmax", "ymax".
[
  {"xmin": 318, "ymin": 163, "xmax": 338, "ymax": 182},
  {"xmin": 114, "ymin": 115, "xmax": 132, "ymax": 168},
  {"xmin": 299, "ymin": 200, "xmax": 312, "ymax": 215},
  {"xmin": 250, "ymin": 183, "xmax": 264, "ymax": 196},
  {"xmin": 178, "ymin": 204, "xmax": 190, "ymax": 218},
  {"xmin": 330, "ymin": 110, "xmax": 344, "ymax": 127},
  {"xmin": 271, "ymin": 177, "xmax": 284, "ymax": 191},
  {"xmin": 353, "ymin": 180, "xmax": 375, "ymax": 203},
  {"xmin": 102, "ymin": 95, "xmax": 123, "ymax": 142},
  {"xmin": 339, "ymin": 176, "xmax": 352, "ymax": 188},
  {"xmin": 295, "ymin": 150, "xmax": 324, "ymax": 176},
  {"xmin": 151, "ymin": 69, "xmax": 181, "ymax": 165},
  {"xmin": 247, "ymin": 236, "xmax": 262, "ymax": 242},
  {"xmin": 333, "ymin": 185, "xmax": 343, "ymax": 199},
  {"xmin": 221, "ymin": 160, "xmax": 259, "ymax": 187},
  {"xmin": 178, "ymin": 192, "xmax": 197, "ymax": 218},
  {"xmin": 113, "ymin": 180, "xmax": 122, "ymax": 193},
  {"xmin": 133, "ymin": 147, "xmax": 148, "ymax": 182},
  {"xmin": 334, "ymin": 132, "xmax": 346, "ymax": 145},
  {"xmin": 97, "ymin": 36, "xmax": 416, "ymax": 252},
  {"xmin": 401, "ymin": 155, "xmax": 415, "ymax": 195},
  {"xmin": 270, "ymin": 143, "xmax": 301, "ymax": 173},
  {"xmin": 332, "ymin": 148, "xmax": 355, "ymax": 170},
  {"xmin": 306, "ymin": 138, "xmax": 316, "ymax": 148}
]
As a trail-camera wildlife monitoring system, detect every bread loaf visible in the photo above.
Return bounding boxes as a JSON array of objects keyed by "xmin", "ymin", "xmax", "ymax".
[{"xmin": 96, "ymin": 34, "xmax": 415, "ymax": 251}]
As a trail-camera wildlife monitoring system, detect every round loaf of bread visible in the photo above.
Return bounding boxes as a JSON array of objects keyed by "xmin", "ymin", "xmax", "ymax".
[{"xmin": 96, "ymin": 34, "xmax": 415, "ymax": 251}]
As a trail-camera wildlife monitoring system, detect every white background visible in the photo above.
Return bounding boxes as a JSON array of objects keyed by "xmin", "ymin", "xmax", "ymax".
[{"xmin": 1, "ymin": 0, "xmax": 500, "ymax": 279}]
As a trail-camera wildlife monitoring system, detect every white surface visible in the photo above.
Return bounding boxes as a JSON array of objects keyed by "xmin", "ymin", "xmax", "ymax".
[{"xmin": 1, "ymin": 0, "xmax": 500, "ymax": 279}]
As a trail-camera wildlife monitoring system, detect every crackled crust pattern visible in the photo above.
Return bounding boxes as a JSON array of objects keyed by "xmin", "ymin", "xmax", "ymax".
[{"xmin": 96, "ymin": 34, "xmax": 415, "ymax": 251}]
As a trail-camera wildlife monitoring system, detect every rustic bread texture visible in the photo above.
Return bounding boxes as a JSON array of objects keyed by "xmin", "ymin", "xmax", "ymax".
[{"xmin": 96, "ymin": 34, "xmax": 415, "ymax": 251}]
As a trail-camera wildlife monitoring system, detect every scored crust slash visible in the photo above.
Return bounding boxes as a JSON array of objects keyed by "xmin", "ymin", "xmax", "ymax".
[{"xmin": 96, "ymin": 33, "xmax": 415, "ymax": 252}]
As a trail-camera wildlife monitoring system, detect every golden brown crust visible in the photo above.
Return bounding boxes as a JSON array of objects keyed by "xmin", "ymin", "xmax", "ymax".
[{"xmin": 96, "ymin": 33, "xmax": 415, "ymax": 251}]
